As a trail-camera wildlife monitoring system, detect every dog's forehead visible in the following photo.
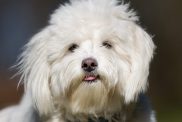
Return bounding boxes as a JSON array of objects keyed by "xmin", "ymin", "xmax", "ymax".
[{"xmin": 48, "ymin": 0, "xmax": 139, "ymax": 47}]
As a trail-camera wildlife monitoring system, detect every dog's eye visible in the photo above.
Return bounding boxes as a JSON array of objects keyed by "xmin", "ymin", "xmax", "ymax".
[
  {"xmin": 102, "ymin": 41, "xmax": 112, "ymax": 49},
  {"xmin": 68, "ymin": 43, "xmax": 79, "ymax": 52}
]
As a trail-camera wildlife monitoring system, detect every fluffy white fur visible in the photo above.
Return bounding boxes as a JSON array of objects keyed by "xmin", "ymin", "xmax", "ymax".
[{"xmin": 0, "ymin": 0, "xmax": 156, "ymax": 122}]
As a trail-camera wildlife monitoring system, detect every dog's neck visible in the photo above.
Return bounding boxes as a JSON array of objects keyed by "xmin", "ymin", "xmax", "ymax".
[
  {"xmin": 41, "ymin": 94, "xmax": 152, "ymax": 122},
  {"xmin": 42, "ymin": 103, "xmax": 135, "ymax": 122}
]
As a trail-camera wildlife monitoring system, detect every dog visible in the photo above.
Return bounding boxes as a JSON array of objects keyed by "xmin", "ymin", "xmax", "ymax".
[{"xmin": 0, "ymin": 0, "xmax": 156, "ymax": 122}]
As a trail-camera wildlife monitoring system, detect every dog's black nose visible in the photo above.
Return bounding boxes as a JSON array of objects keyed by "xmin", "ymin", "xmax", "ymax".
[{"xmin": 82, "ymin": 58, "xmax": 98, "ymax": 72}]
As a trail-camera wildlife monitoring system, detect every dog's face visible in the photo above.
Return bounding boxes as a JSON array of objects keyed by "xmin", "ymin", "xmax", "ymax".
[
  {"xmin": 19, "ymin": 0, "xmax": 155, "ymax": 115},
  {"xmin": 48, "ymin": 22, "xmax": 134, "ymax": 114}
]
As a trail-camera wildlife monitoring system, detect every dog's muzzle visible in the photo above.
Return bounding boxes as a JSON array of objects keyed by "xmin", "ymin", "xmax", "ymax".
[{"xmin": 81, "ymin": 58, "xmax": 99, "ymax": 83}]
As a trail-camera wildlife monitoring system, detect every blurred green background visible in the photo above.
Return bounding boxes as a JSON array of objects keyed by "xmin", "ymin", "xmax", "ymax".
[{"xmin": 0, "ymin": 0, "xmax": 182, "ymax": 122}]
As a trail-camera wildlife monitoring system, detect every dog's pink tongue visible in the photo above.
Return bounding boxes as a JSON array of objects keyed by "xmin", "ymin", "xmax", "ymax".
[{"xmin": 84, "ymin": 76, "xmax": 97, "ymax": 81}]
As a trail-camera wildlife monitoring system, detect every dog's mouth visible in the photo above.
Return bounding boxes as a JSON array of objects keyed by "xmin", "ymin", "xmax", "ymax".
[{"xmin": 83, "ymin": 73, "xmax": 100, "ymax": 83}]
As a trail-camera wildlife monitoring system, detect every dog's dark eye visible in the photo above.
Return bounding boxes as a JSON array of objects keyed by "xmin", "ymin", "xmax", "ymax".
[
  {"xmin": 68, "ymin": 43, "xmax": 79, "ymax": 52},
  {"xmin": 102, "ymin": 41, "xmax": 112, "ymax": 49}
]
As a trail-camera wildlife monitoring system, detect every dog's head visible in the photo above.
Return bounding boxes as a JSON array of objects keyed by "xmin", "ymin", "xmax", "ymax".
[{"xmin": 18, "ymin": 0, "xmax": 155, "ymax": 115}]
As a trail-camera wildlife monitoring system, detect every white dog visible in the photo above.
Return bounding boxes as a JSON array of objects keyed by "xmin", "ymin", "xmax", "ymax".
[{"xmin": 0, "ymin": 0, "xmax": 156, "ymax": 122}]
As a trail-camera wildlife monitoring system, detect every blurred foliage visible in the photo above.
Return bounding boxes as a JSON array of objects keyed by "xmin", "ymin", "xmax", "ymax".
[{"xmin": 157, "ymin": 107, "xmax": 182, "ymax": 122}]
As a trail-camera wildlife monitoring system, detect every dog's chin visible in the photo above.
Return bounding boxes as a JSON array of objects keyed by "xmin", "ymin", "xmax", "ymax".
[
  {"xmin": 68, "ymin": 80, "xmax": 107, "ymax": 114},
  {"xmin": 65, "ymin": 73, "xmax": 122, "ymax": 114}
]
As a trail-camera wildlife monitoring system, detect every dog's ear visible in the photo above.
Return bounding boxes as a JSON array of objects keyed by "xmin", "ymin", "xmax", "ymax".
[
  {"xmin": 123, "ymin": 24, "xmax": 155, "ymax": 103},
  {"xmin": 18, "ymin": 27, "xmax": 54, "ymax": 115}
]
